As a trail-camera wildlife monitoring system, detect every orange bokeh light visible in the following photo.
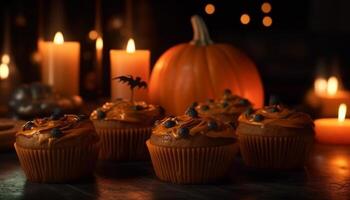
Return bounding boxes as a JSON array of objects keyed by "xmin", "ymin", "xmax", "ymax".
[
  {"xmin": 205, "ymin": 4, "xmax": 215, "ymax": 15},
  {"xmin": 261, "ymin": 2, "xmax": 272, "ymax": 13},
  {"xmin": 263, "ymin": 16, "xmax": 272, "ymax": 27},
  {"xmin": 240, "ymin": 14, "xmax": 250, "ymax": 25}
]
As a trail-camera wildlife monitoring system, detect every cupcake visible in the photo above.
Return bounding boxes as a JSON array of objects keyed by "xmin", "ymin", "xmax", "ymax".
[
  {"xmin": 196, "ymin": 89, "xmax": 252, "ymax": 129},
  {"xmin": 147, "ymin": 107, "xmax": 238, "ymax": 184},
  {"xmin": 14, "ymin": 113, "xmax": 99, "ymax": 183},
  {"xmin": 90, "ymin": 99, "xmax": 164, "ymax": 161},
  {"xmin": 237, "ymin": 104, "xmax": 315, "ymax": 169}
]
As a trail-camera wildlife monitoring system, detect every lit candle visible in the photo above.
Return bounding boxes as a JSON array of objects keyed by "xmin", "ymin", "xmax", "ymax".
[
  {"xmin": 0, "ymin": 63, "xmax": 9, "ymax": 80},
  {"xmin": 96, "ymin": 37, "xmax": 103, "ymax": 94},
  {"xmin": 38, "ymin": 32, "xmax": 80, "ymax": 96},
  {"xmin": 110, "ymin": 38, "xmax": 150, "ymax": 101},
  {"xmin": 315, "ymin": 103, "xmax": 350, "ymax": 144},
  {"xmin": 306, "ymin": 76, "xmax": 350, "ymax": 117},
  {"xmin": 0, "ymin": 54, "xmax": 16, "ymax": 114}
]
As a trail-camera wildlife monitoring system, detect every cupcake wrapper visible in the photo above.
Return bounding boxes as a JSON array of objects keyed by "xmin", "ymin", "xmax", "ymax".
[
  {"xmin": 14, "ymin": 143, "xmax": 99, "ymax": 183},
  {"xmin": 146, "ymin": 140, "xmax": 238, "ymax": 184},
  {"xmin": 239, "ymin": 135, "xmax": 314, "ymax": 169},
  {"xmin": 96, "ymin": 127, "xmax": 152, "ymax": 161}
]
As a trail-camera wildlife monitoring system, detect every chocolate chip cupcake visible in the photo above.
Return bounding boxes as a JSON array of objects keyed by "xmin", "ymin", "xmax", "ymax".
[
  {"xmin": 147, "ymin": 107, "xmax": 238, "ymax": 184},
  {"xmin": 14, "ymin": 113, "xmax": 99, "ymax": 183},
  {"xmin": 237, "ymin": 104, "xmax": 315, "ymax": 169},
  {"xmin": 90, "ymin": 99, "xmax": 164, "ymax": 161},
  {"xmin": 196, "ymin": 89, "xmax": 252, "ymax": 129}
]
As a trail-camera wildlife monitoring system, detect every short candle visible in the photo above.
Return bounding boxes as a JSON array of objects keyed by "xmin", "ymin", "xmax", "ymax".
[
  {"xmin": 306, "ymin": 76, "xmax": 350, "ymax": 117},
  {"xmin": 315, "ymin": 103, "xmax": 350, "ymax": 144}
]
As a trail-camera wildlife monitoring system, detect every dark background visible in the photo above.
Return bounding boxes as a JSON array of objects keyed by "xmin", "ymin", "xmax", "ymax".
[{"xmin": 1, "ymin": 0, "xmax": 350, "ymax": 105}]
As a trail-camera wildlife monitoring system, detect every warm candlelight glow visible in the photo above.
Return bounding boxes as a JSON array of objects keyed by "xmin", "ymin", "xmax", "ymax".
[
  {"xmin": 0, "ymin": 63, "xmax": 9, "ymax": 79},
  {"xmin": 314, "ymin": 78, "xmax": 327, "ymax": 96},
  {"xmin": 315, "ymin": 102, "xmax": 350, "ymax": 144},
  {"xmin": 332, "ymin": 157, "xmax": 349, "ymax": 176},
  {"xmin": 1, "ymin": 54, "xmax": 10, "ymax": 64},
  {"xmin": 53, "ymin": 32, "xmax": 64, "ymax": 44},
  {"xmin": 96, "ymin": 37, "xmax": 103, "ymax": 50},
  {"xmin": 204, "ymin": 4, "xmax": 215, "ymax": 15},
  {"xmin": 327, "ymin": 76, "xmax": 338, "ymax": 96},
  {"xmin": 89, "ymin": 30, "xmax": 99, "ymax": 40},
  {"xmin": 240, "ymin": 14, "xmax": 251, "ymax": 25},
  {"xmin": 126, "ymin": 39, "xmax": 136, "ymax": 53},
  {"xmin": 263, "ymin": 16, "xmax": 273, "ymax": 27},
  {"xmin": 261, "ymin": 2, "xmax": 272, "ymax": 13},
  {"xmin": 338, "ymin": 103, "xmax": 347, "ymax": 122}
]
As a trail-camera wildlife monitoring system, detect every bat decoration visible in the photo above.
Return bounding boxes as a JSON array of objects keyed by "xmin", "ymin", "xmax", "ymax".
[{"xmin": 113, "ymin": 75, "xmax": 147, "ymax": 101}]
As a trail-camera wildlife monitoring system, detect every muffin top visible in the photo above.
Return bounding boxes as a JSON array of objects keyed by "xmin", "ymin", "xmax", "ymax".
[
  {"xmin": 238, "ymin": 104, "xmax": 314, "ymax": 130},
  {"xmin": 150, "ymin": 107, "xmax": 236, "ymax": 147},
  {"xmin": 195, "ymin": 89, "xmax": 251, "ymax": 125},
  {"xmin": 16, "ymin": 113, "xmax": 99, "ymax": 149},
  {"xmin": 90, "ymin": 99, "xmax": 164, "ymax": 125}
]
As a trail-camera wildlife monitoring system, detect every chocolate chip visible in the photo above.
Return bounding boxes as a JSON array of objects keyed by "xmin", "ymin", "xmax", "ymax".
[
  {"xmin": 207, "ymin": 121, "xmax": 218, "ymax": 130},
  {"xmin": 51, "ymin": 128, "xmax": 63, "ymax": 138},
  {"xmin": 186, "ymin": 107, "xmax": 198, "ymax": 118},
  {"xmin": 178, "ymin": 127, "xmax": 189, "ymax": 137},
  {"xmin": 96, "ymin": 110, "xmax": 106, "ymax": 119},
  {"xmin": 253, "ymin": 114, "xmax": 264, "ymax": 122},
  {"xmin": 23, "ymin": 121, "xmax": 35, "ymax": 131},
  {"xmin": 163, "ymin": 120, "xmax": 176, "ymax": 128}
]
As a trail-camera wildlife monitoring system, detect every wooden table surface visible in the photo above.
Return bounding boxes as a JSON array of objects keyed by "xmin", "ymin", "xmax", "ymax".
[{"xmin": 1, "ymin": 143, "xmax": 350, "ymax": 200}]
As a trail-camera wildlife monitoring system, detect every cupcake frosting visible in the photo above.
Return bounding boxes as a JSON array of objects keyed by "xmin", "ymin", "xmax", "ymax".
[
  {"xmin": 196, "ymin": 90, "xmax": 251, "ymax": 124},
  {"xmin": 16, "ymin": 114, "xmax": 99, "ymax": 148},
  {"xmin": 90, "ymin": 99, "xmax": 163, "ymax": 125},
  {"xmin": 150, "ymin": 107, "xmax": 236, "ymax": 147},
  {"xmin": 238, "ymin": 105, "xmax": 314, "ymax": 129}
]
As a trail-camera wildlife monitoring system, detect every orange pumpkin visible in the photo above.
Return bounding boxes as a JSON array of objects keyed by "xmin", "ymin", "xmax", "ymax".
[{"xmin": 149, "ymin": 15, "xmax": 264, "ymax": 115}]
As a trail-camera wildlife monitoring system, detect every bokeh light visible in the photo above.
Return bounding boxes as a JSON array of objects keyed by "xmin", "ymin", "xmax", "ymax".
[
  {"xmin": 261, "ymin": 2, "xmax": 272, "ymax": 13},
  {"xmin": 88, "ymin": 30, "xmax": 99, "ymax": 40},
  {"xmin": 263, "ymin": 16, "xmax": 272, "ymax": 27},
  {"xmin": 205, "ymin": 4, "xmax": 215, "ymax": 15},
  {"xmin": 240, "ymin": 14, "xmax": 251, "ymax": 25}
]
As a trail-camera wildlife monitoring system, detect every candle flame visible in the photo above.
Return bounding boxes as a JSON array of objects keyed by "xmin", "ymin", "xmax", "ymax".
[
  {"xmin": 327, "ymin": 76, "xmax": 338, "ymax": 96},
  {"xmin": 338, "ymin": 103, "xmax": 347, "ymax": 122},
  {"xmin": 53, "ymin": 32, "xmax": 64, "ymax": 44},
  {"xmin": 314, "ymin": 78, "xmax": 327, "ymax": 96},
  {"xmin": 96, "ymin": 37, "xmax": 103, "ymax": 50},
  {"xmin": 0, "ymin": 63, "xmax": 9, "ymax": 79},
  {"xmin": 126, "ymin": 38, "xmax": 135, "ymax": 53}
]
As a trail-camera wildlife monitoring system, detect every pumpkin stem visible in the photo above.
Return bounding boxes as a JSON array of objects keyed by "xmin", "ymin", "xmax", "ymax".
[{"xmin": 190, "ymin": 15, "xmax": 213, "ymax": 46}]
